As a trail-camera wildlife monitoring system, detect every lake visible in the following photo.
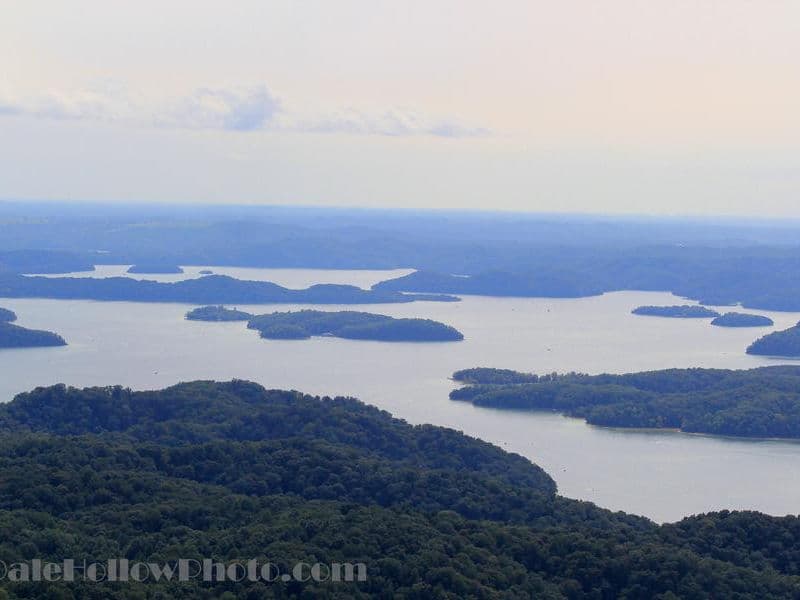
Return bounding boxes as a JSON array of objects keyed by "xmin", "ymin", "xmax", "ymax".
[{"xmin": 3, "ymin": 266, "xmax": 800, "ymax": 522}]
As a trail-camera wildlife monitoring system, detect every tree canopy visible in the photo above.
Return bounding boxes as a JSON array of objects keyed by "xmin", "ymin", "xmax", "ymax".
[{"xmin": 0, "ymin": 380, "xmax": 796, "ymax": 598}]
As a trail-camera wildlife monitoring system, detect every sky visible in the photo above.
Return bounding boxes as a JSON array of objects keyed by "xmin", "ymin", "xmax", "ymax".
[{"xmin": 1, "ymin": 1, "xmax": 799, "ymax": 216}]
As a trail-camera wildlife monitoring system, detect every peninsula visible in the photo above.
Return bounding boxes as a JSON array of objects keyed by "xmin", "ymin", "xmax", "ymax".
[
  {"xmin": 450, "ymin": 365, "xmax": 800, "ymax": 439},
  {"xmin": 747, "ymin": 322, "xmax": 800, "ymax": 357},
  {"xmin": 0, "ymin": 308, "xmax": 66, "ymax": 348}
]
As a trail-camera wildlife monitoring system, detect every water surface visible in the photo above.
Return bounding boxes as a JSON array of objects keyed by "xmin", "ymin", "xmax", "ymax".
[{"xmin": 3, "ymin": 268, "xmax": 799, "ymax": 522}]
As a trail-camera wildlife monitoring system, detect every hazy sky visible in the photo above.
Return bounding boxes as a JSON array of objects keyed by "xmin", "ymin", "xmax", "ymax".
[{"xmin": 1, "ymin": 1, "xmax": 799, "ymax": 216}]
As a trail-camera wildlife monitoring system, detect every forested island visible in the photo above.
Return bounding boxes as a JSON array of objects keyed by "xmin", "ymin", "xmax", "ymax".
[
  {"xmin": 632, "ymin": 305, "xmax": 721, "ymax": 318},
  {"xmin": 0, "ymin": 380, "xmax": 797, "ymax": 598},
  {"xmin": 747, "ymin": 322, "xmax": 800, "ymax": 357},
  {"xmin": 127, "ymin": 264, "xmax": 184, "ymax": 274},
  {"xmin": 711, "ymin": 312, "xmax": 774, "ymax": 327},
  {"xmin": 247, "ymin": 310, "xmax": 464, "ymax": 341},
  {"xmin": 0, "ymin": 308, "xmax": 66, "ymax": 348},
  {"xmin": 0, "ymin": 274, "xmax": 458, "ymax": 305},
  {"xmin": 450, "ymin": 366, "xmax": 800, "ymax": 438},
  {"xmin": 186, "ymin": 305, "xmax": 253, "ymax": 321}
]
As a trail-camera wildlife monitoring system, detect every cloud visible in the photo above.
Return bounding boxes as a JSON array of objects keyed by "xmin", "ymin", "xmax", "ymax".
[
  {"xmin": 295, "ymin": 108, "xmax": 489, "ymax": 138},
  {"xmin": 0, "ymin": 84, "xmax": 488, "ymax": 138},
  {"xmin": 157, "ymin": 86, "xmax": 281, "ymax": 131},
  {"xmin": 0, "ymin": 80, "xmax": 137, "ymax": 123}
]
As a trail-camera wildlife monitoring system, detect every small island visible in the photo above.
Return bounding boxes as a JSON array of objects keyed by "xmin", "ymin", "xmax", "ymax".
[
  {"xmin": 0, "ymin": 308, "xmax": 66, "ymax": 348},
  {"xmin": 711, "ymin": 312, "xmax": 774, "ymax": 328},
  {"xmin": 247, "ymin": 310, "xmax": 464, "ymax": 342},
  {"xmin": 632, "ymin": 305, "xmax": 720, "ymax": 318},
  {"xmin": 127, "ymin": 264, "xmax": 184, "ymax": 274},
  {"xmin": 199, "ymin": 269, "xmax": 214, "ymax": 275},
  {"xmin": 186, "ymin": 305, "xmax": 253, "ymax": 321},
  {"xmin": 747, "ymin": 322, "xmax": 800, "ymax": 357},
  {"xmin": 449, "ymin": 365, "xmax": 800, "ymax": 439}
]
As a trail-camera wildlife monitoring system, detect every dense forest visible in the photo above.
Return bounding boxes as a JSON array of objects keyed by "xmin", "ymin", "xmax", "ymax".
[
  {"xmin": 0, "ymin": 380, "xmax": 797, "ymax": 598},
  {"xmin": 711, "ymin": 312, "xmax": 775, "ymax": 327},
  {"xmin": 4, "ymin": 204, "xmax": 800, "ymax": 310},
  {"xmin": 747, "ymin": 322, "xmax": 800, "ymax": 357},
  {"xmin": 246, "ymin": 310, "xmax": 464, "ymax": 342},
  {"xmin": 450, "ymin": 366, "xmax": 800, "ymax": 438},
  {"xmin": 0, "ymin": 274, "xmax": 457, "ymax": 305},
  {"xmin": 631, "ymin": 305, "xmax": 721, "ymax": 318},
  {"xmin": 127, "ymin": 264, "xmax": 184, "ymax": 274},
  {"xmin": 186, "ymin": 305, "xmax": 253, "ymax": 321}
]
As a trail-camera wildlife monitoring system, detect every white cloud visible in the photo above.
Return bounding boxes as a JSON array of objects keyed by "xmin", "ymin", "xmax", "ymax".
[
  {"xmin": 156, "ymin": 86, "xmax": 281, "ymax": 131},
  {"xmin": 295, "ymin": 108, "xmax": 489, "ymax": 138},
  {"xmin": 0, "ymin": 84, "xmax": 488, "ymax": 138}
]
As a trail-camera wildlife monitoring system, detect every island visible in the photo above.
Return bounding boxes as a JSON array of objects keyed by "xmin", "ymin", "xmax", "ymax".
[
  {"xmin": 186, "ymin": 305, "xmax": 253, "ymax": 321},
  {"xmin": 0, "ymin": 273, "xmax": 459, "ymax": 304},
  {"xmin": 0, "ymin": 380, "xmax": 796, "ymax": 598},
  {"xmin": 711, "ymin": 312, "xmax": 774, "ymax": 327},
  {"xmin": 198, "ymin": 269, "xmax": 214, "ymax": 275},
  {"xmin": 247, "ymin": 310, "xmax": 464, "ymax": 341},
  {"xmin": 127, "ymin": 264, "xmax": 185, "ymax": 274},
  {"xmin": 631, "ymin": 305, "xmax": 721, "ymax": 318},
  {"xmin": 0, "ymin": 307, "xmax": 16, "ymax": 322},
  {"xmin": 746, "ymin": 322, "xmax": 800, "ymax": 357},
  {"xmin": 450, "ymin": 365, "xmax": 800, "ymax": 439}
]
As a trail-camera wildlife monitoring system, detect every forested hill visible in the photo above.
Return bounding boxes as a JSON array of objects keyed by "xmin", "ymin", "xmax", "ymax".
[
  {"xmin": 0, "ymin": 381, "xmax": 798, "ymax": 597},
  {"xmin": 450, "ymin": 366, "xmax": 800, "ymax": 438}
]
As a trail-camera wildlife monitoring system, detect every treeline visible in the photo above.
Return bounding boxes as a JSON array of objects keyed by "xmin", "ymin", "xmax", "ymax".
[
  {"xmin": 451, "ymin": 366, "xmax": 800, "ymax": 438},
  {"xmin": 0, "ymin": 380, "xmax": 797, "ymax": 597},
  {"xmin": 0, "ymin": 274, "xmax": 457, "ymax": 305}
]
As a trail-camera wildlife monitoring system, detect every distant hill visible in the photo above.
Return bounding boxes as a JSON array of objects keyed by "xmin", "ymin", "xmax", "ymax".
[
  {"xmin": 0, "ymin": 274, "xmax": 458, "ymax": 305},
  {"xmin": 747, "ymin": 322, "xmax": 800, "ymax": 357},
  {"xmin": 711, "ymin": 312, "xmax": 774, "ymax": 327},
  {"xmin": 632, "ymin": 305, "xmax": 721, "ymax": 318}
]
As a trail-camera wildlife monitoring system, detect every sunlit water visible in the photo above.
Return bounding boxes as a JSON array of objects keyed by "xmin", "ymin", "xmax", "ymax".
[{"xmin": 3, "ymin": 267, "xmax": 800, "ymax": 523}]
